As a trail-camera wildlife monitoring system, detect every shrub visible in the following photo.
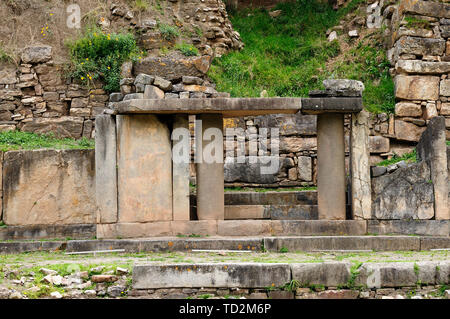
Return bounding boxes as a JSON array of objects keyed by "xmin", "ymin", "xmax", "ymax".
[
  {"xmin": 158, "ymin": 23, "xmax": 180, "ymax": 41},
  {"xmin": 174, "ymin": 42, "xmax": 199, "ymax": 56},
  {"xmin": 66, "ymin": 30, "xmax": 141, "ymax": 93}
]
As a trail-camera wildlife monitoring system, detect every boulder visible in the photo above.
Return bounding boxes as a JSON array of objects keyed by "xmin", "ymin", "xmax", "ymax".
[
  {"xmin": 133, "ymin": 54, "xmax": 212, "ymax": 81},
  {"xmin": 21, "ymin": 45, "xmax": 52, "ymax": 64},
  {"xmin": 371, "ymin": 161, "xmax": 434, "ymax": 220}
]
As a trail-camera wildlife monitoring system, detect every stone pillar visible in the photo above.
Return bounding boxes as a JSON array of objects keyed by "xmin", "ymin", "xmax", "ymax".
[
  {"xmin": 95, "ymin": 114, "xmax": 118, "ymax": 224},
  {"xmin": 116, "ymin": 115, "xmax": 173, "ymax": 223},
  {"xmin": 317, "ymin": 113, "xmax": 346, "ymax": 220},
  {"xmin": 172, "ymin": 114, "xmax": 190, "ymax": 220},
  {"xmin": 350, "ymin": 110, "xmax": 372, "ymax": 220},
  {"xmin": 195, "ymin": 114, "xmax": 224, "ymax": 220},
  {"xmin": 416, "ymin": 116, "xmax": 449, "ymax": 220}
]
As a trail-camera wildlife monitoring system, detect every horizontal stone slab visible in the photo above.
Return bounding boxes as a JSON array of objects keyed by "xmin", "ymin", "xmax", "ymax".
[
  {"xmin": 110, "ymin": 97, "xmax": 302, "ymax": 117},
  {"xmin": 0, "ymin": 241, "xmax": 65, "ymax": 254},
  {"xmin": 266, "ymin": 205, "xmax": 318, "ymax": 220},
  {"xmin": 355, "ymin": 261, "xmax": 448, "ymax": 288},
  {"xmin": 224, "ymin": 205, "xmax": 269, "ymax": 219},
  {"xmin": 367, "ymin": 220, "xmax": 450, "ymax": 236},
  {"xmin": 420, "ymin": 237, "xmax": 450, "ymax": 250},
  {"xmin": 0, "ymin": 224, "xmax": 96, "ymax": 241},
  {"xmin": 301, "ymin": 97, "xmax": 363, "ymax": 114},
  {"xmin": 66, "ymin": 237, "xmax": 263, "ymax": 253},
  {"xmin": 222, "ymin": 191, "xmax": 317, "ymax": 206},
  {"xmin": 396, "ymin": 60, "xmax": 450, "ymax": 74},
  {"xmin": 291, "ymin": 262, "xmax": 351, "ymax": 287},
  {"xmin": 264, "ymin": 236, "xmax": 421, "ymax": 252},
  {"xmin": 271, "ymin": 220, "xmax": 367, "ymax": 236},
  {"xmin": 132, "ymin": 263, "xmax": 291, "ymax": 289}
]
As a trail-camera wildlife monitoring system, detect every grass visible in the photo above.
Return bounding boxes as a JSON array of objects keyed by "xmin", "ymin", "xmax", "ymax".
[
  {"xmin": 158, "ymin": 23, "xmax": 180, "ymax": 41},
  {"xmin": 0, "ymin": 45, "xmax": 15, "ymax": 64},
  {"xmin": 376, "ymin": 149, "xmax": 416, "ymax": 167},
  {"xmin": 0, "ymin": 130, "xmax": 94, "ymax": 151},
  {"xmin": 209, "ymin": 0, "xmax": 394, "ymax": 113},
  {"xmin": 174, "ymin": 42, "xmax": 199, "ymax": 56}
]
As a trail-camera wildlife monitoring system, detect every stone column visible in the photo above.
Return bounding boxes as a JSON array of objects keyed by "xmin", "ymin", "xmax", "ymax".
[
  {"xmin": 195, "ymin": 114, "xmax": 224, "ymax": 220},
  {"xmin": 317, "ymin": 113, "xmax": 346, "ymax": 220},
  {"xmin": 172, "ymin": 114, "xmax": 190, "ymax": 221},
  {"xmin": 350, "ymin": 110, "xmax": 372, "ymax": 220},
  {"xmin": 95, "ymin": 114, "xmax": 118, "ymax": 224}
]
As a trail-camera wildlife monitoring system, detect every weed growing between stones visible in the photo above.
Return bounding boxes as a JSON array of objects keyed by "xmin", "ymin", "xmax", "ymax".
[
  {"xmin": 158, "ymin": 23, "xmax": 180, "ymax": 41},
  {"xmin": 376, "ymin": 149, "xmax": 417, "ymax": 167},
  {"xmin": 66, "ymin": 29, "xmax": 142, "ymax": 93},
  {"xmin": 174, "ymin": 42, "xmax": 199, "ymax": 57}
]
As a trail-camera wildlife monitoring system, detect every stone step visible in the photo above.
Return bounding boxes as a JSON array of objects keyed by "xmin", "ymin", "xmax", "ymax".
[
  {"xmin": 132, "ymin": 261, "xmax": 450, "ymax": 289},
  {"xmin": 224, "ymin": 205, "xmax": 318, "ymax": 220},
  {"xmin": 2, "ymin": 235, "xmax": 449, "ymax": 254},
  {"xmin": 190, "ymin": 190, "xmax": 318, "ymax": 206}
]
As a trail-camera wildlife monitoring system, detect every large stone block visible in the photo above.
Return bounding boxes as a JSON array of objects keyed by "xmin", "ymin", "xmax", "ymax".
[
  {"xmin": 133, "ymin": 263, "xmax": 291, "ymax": 289},
  {"xmin": 96, "ymin": 222, "xmax": 172, "ymax": 239},
  {"xmin": 350, "ymin": 111, "xmax": 371, "ymax": 220},
  {"xmin": 394, "ymin": 120, "xmax": 426, "ymax": 142},
  {"xmin": 253, "ymin": 114, "xmax": 317, "ymax": 136},
  {"xmin": 367, "ymin": 220, "xmax": 450, "ymax": 236},
  {"xmin": 133, "ymin": 55, "xmax": 212, "ymax": 81},
  {"xmin": 224, "ymin": 156, "xmax": 281, "ymax": 184},
  {"xmin": 21, "ymin": 45, "xmax": 52, "ymax": 64},
  {"xmin": 399, "ymin": 0, "xmax": 450, "ymax": 19},
  {"xmin": 95, "ymin": 115, "xmax": 118, "ymax": 224},
  {"xmin": 291, "ymin": 262, "xmax": 351, "ymax": 287},
  {"xmin": 223, "ymin": 191, "xmax": 317, "ymax": 206},
  {"xmin": 369, "ymin": 136, "xmax": 390, "ymax": 153},
  {"xmin": 116, "ymin": 115, "xmax": 172, "ymax": 223},
  {"xmin": 440, "ymin": 79, "xmax": 450, "ymax": 97},
  {"xmin": 371, "ymin": 161, "xmax": 434, "ymax": 220},
  {"xmin": 394, "ymin": 75, "xmax": 440, "ymax": 101},
  {"xmin": 280, "ymin": 137, "xmax": 317, "ymax": 152},
  {"xmin": 3, "ymin": 149, "xmax": 95, "ymax": 225},
  {"xmin": 417, "ymin": 117, "xmax": 449, "ymax": 220},
  {"xmin": 217, "ymin": 220, "xmax": 272, "ymax": 236},
  {"xmin": 395, "ymin": 102, "xmax": 422, "ymax": 117},
  {"xmin": 396, "ymin": 60, "xmax": 450, "ymax": 74},
  {"xmin": 395, "ymin": 37, "xmax": 446, "ymax": 57},
  {"xmin": 271, "ymin": 220, "xmax": 367, "ymax": 236},
  {"xmin": 22, "ymin": 117, "xmax": 84, "ymax": 139},
  {"xmin": 297, "ymin": 156, "xmax": 312, "ymax": 181}
]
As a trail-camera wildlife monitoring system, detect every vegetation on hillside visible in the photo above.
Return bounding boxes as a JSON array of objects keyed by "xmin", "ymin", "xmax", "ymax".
[
  {"xmin": 209, "ymin": 0, "xmax": 395, "ymax": 113},
  {"xmin": 0, "ymin": 131, "xmax": 94, "ymax": 152},
  {"xmin": 66, "ymin": 29, "xmax": 142, "ymax": 93}
]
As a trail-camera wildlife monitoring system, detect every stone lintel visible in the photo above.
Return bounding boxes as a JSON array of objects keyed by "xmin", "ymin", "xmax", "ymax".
[{"xmin": 301, "ymin": 97, "xmax": 363, "ymax": 114}]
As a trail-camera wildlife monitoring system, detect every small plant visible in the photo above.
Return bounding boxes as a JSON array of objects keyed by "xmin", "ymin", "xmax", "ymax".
[
  {"xmin": 0, "ymin": 44, "xmax": 15, "ymax": 64},
  {"xmin": 376, "ymin": 149, "xmax": 416, "ymax": 167},
  {"xmin": 404, "ymin": 16, "xmax": 431, "ymax": 29},
  {"xmin": 158, "ymin": 23, "xmax": 180, "ymax": 41},
  {"xmin": 198, "ymin": 294, "xmax": 212, "ymax": 299},
  {"xmin": 133, "ymin": 0, "xmax": 149, "ymax": 11},
  {"xmin": 0, "ymin": 221, "xmax": 6, "ymax": 228},
  {"xmin": 413, "ymin": 263, "xmax": 420, "ymax": 276},
  {"xmin": 346, "ymin": 262, "xmax": 363, "ymax": 289},
  {"xmin": 283, "ymin": 279, "xmax": 300, "ymax": 292},
  {"xmin": 174, "ymin": 42, "xmax": 199, "ymax": 57},
  {"xmin": 66, "ymin": 29, "xmax": 141, "ymax": 92},
  {"xmin": 279, "ymin": 247, "xmax": 289, "ymax": 253}
]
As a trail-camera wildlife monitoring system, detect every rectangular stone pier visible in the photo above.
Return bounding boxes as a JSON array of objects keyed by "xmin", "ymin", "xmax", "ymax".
[{"xmin": 96, "ymin": 94, "xmax": 364, "ymax": 238}]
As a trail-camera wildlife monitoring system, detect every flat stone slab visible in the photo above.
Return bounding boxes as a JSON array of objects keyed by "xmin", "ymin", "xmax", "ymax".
[
  {"xmin": 291, "ymin": 262, "xmax": 351, "ymax": 287},
  {"xmin": 0, "ymin": 224, "xmax": 95, "ymax": 241},
  {"xmin": 222, "ymin": 191, "xmax": 317, "ymax": 206},
  {"xmin": 0, "ymin": 241, "xmax": 65, "ymax": 254},
  {"xmin": 132, "ymin": 263, "xmax": 291, "ymax": 289},
  {"xmin": 301, "ymin": 97, "xmax": 363, "ymax": 114},
  {"xmin": 110, "ymin": 97, "xmax": 302, "ymax": 117},
  {"xmin": 368, "ymin": 220, "xmax": 450, "ymax": 236},
  {"xmin": 264, "ymin": 236, "xmax": 421, "ymax": 252}
]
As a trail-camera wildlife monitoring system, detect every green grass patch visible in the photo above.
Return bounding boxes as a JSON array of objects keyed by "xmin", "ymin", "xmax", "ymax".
[
  {"xmin": 0, "ymin": 131, "xmax": 94, "ymax": 151},
  {"xmin": 174, "ymin": 42, "xmax": 199, "ymax": 56},
  {"xmin": 209, "ymin": 0, "xmax": 394, "ymax": 113},
  {"xmin": 158, "ymin": 23, "xmax": 180, "ymax": 41},
  {"xmin": 376, "ymin": 149, "xmax": 416, "ymax": 167},
  {"xmin": 66, "ymin": 28, "xmax": 142, "ymax": 93}
]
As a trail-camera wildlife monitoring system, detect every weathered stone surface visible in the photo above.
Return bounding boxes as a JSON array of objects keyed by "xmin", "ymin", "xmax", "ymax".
[
  {"xmin": 116, "ymin": 115, "xmax": 172, "ymax": 223},
  {"xmin": 351, "ymin": 110, "xmax": 372, "ymax": 220},
  {"xmin": 394, "ymin": 75, "xmax": 439, "ymax": 100},
  {"xmin": 153, "ymin": 76, "xmax": 173, "ymax": 91},
  {"xmin": 253, "ymin": 114, "xmax": 316, "ymax": 136},
  {"xmin": 0, "ymin": 65, "xmax": 18, "ymax": 85},
  {"xmin": 123, "ymin": 93, "xmax": 144, "ymax": 101},
  {"xmin": 224, "ymin": 205, "xmax": 267, "ymax": 219},
  {"xmin": 0, "ymin": 225, "xmax": 95, "ymax": 242},
  {"xmin": 22, "ymin": 117, "xmax": 84, "ymax": 138},
  {"xmin": 223, "ymin": 191, "xmax": 317, "ymax": 206},
  {"xmin": 371, "ymin": 161, "xmax": 434, "ymax": 220},
  {"xmin": 417, "ymin": 117, "xmax": 449, "ymax": 220},
  {"xmin": 297, "ymin": 156, "xmax": 312, "ymax": 181},
  {"xmin": 172, "ymin": 115, "xmax": 190, "ymax": 221},
  {"xmin": 95, "ymin": 115, "xmax": 117, "ymax": 224},
  {"xmin": 367, "ymin": 220, "xmax": 450, "ymax": 236},
  {"xmin": 280, "ymin": 137, "xmax": 316, "ymax": 152},
  {"xmin": 441, "ymin": 103, "xmax": 450, "ymax": 116},
  {"xmin": 21, "ymin": 45, "xmax": 52, "ymax": 64},
  {"xmin": 96, "ymin": 222, "xmax": 172, "ymax": 239},
  {"xmin": 369, "ymin": 136, "xmax": 390, "ymax": 153},
  {"xmin": 323, "ymin": 79, "xmax": 365, "ymax": 92},
  {"xmin": 134, "ymin": 74, "xmax": 154, "ymax": 86},
  {"xmin": 395, "ymin": 102, "xmax": 422, "ymax": 117},
  {"xmin": 396, "ymin": 60, "xmax": 450, "ymax": 74},
  {"xmin": 395, "ymin": 37, "xmax": 446, "ymax": 57},
  {"xmin": 399, "ymin": 0, "xmax": 450, "ymax": 19},
  {"xmin": 3, "ymin": 149, "xmax": 95, "ymax": 225},
  {"xmin": 394, "ymin": 120, "xmax": 426, "ymax": 142},
  {"xmin": 440, "ymin": 79, "xmax": 450, "ymax": 96},
  {"xmin": 264, "ymin": 236, "xmax": 421, "ymax": 252},
  {"xmin": 133, "ymin": 263, "xmax": 291, "ymax": 289},
  {"xmin": 224, "ymin": 156, "xmax": 281, "ymax": 184},
  {"xmin": 271, "ymin": 220, "xmax": 367, "ymax": 236},
  {"xmin": 143, "ymin": 85, "xmax": 164, "ymax": 99},
  {"xmin": 133, "ymin": 54, "xmax": 212, "ymax": 81},
  {"xmin": 217, "ymin": 220, "xmax": 272, "ymax": 236},
  {"xmin": 291, "ymin": 262, "xmax": 351, "ymax": 287}
]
